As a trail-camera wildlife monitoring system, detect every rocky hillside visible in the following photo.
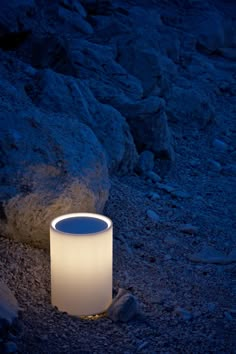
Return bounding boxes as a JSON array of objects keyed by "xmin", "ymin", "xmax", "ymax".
[{"xmin": 0, "ymin": 0, "xmax": 235, "ymax": 353}]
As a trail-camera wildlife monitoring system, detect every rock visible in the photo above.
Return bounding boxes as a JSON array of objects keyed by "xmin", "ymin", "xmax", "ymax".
[
  {"xmin": 146, "ymin": 210, "xmax": 160, "ymax": 223},
  {"xmin": 0, "ymin": 80, "xmax": 110, "ymax": 248},
  {"xmin": 175, "ymin": 307, "xmax": 192, "ymax": 321},
  {"xmin": 146, "ymin": 192, "xmax": 161, "ymax": 201},
  {"xmin": 156, "ymin": 183, "xmax": 176, "ymax": 193},
  {"xmin": 164, "ymin": 235, "xmax": 178, "ymax": 245},
  {"xmin": 107, "ymin": 289, "xmax": 139, "ymax": 322},
  {"xmin": 136, "ymin": 151, "xmax": 155, "ymax": 175},
  {"xmin": 207, "ymin": 303, "xmax": 217, "ymax": 313},
  {"xmin": 189, "ymin": 246, "xmax": 236, "ymax": 265},
  {"xmin": 146, "ymin": 171, "xmax": 162, "ymax": 183},
  {"xmin": 4, "ymin": 341, "xmax": 18, "ymax": 353},
  {"xmin": 58, "ymin": 6, "xmax": 93, "ymax": 35},
  {"xmin": 102, "ymin": 94, "xmax": 174, "ymax": 161},
  {"xmin": 224, "ymin": 311, "xmax": 233, "ymax": 321},
  {"xmin": 221, "ymin": 164, "xmax": 236, "ymax": 176},
  {"xmin": 122, "ymin": 99, "xmax": 174, "ymax": 160},
  {"xmin": 212, "ymin": 139, "xmax": 228, "ymax": 153},
  {"xmin": 0, "ymin": 282, "xmax": 19, "ymax": 336},
  {"xmin": 71, "ymin": 38, "xmax": 143, "ymax": 103},
  {"xmin": 166, "ymin": 85, "xmax": 215, "ymax": 128},
  {"xmin": 25, "ymin": 69, "xmax": 138, "ymax": 175},
  {"xmin": 171, "ymin": 190, "xmax": 191, "ymax": 199},
  {"xmin": 208, "ymin": 159, "xmax": 222, "ymax": 172},
  {"xmin": 164, "ymin": 254, "xmax": 172, "ymax": 261},
  {"xmin": 179, "ymin": 224, "xmax": 198, "ymax": 235},
  {"xmin": 117, "ymin": 37, "xmax": 176, "ymax": 96},
  {"xmin": 59, "ymin": 0, "xmax": 87, "ymax": 17}
]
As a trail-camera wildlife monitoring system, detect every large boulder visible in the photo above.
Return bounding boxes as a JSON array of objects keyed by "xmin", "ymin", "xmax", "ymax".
[
  {"xmin": 166, "ymin": 85, "xmax": 215, "ymax": 128},
  {"xmin": 0, "ymin": 78, "xmax": 109, "ymax": 249},
  {"xmin": 116, "ymin": 96, "xmax": 175, "ymax": 160},
  {"xmin": 69, "ymin": 38, "xmax": 143, "ymax": 103},
  {"xmin": 116, "ymin": 32, "xmax": 177, "ymax": 97},
  {"xmin": 24, "ymin": 68, "xmax": 138, "ymax": 174}
]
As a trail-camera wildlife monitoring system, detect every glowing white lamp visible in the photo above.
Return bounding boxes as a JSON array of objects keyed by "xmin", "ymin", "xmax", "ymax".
[{"xmin": 50, "ymin": 212, "xmax": 113, "ymax": 316}]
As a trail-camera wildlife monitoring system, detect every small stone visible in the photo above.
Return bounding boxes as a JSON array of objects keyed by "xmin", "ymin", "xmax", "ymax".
[
  {"xmin": 107, "ymin": 289, "xmax": 139, "ymax": 322},
  {"xmin": 146, "ymin": 209, "xmax": 160, "ymax": 223},
  {"xmin": 221, "ymin": 164, "xmax": 236, "ymax": 176},
  {"xmin": 146, "ymin": 192, "xmax": 161, "ymax": 201},
  {"xmin": 137, "ymin": 341, "xmax": 148, "ymax": 351},
  {"xmin": 212, "ymin": 138, "xmax": 228, "ymax": 153},
  {"xmin": 207, "ymin": 303, "xmax": 217, "ymax": 313},
  {"xmin": 164, "ymin": 254, "xmax": 172, "ymax": 260},
  {"xmin": 146, "ymin": 171, "xmax": 161, "ymax": 183},
  {"xmin": 190, "ymin": 159, "xmax": 200, "ymax": 167},
  {"xmin": 164, "ymin": 235, "xmax": 178, "ymax": 245},
  {"xmin": 4, "ymin": 341, "xmax": 17, "ymax": 353},
  {"xmin": 137, "ymin": 151, "xmax": 155, "ymax": 175},
  {"xmin": 171, "ymin": 190, "xmax": 191, "ymax": 199},
  {"xmin": 224, "ymin": 311, "xmax": 233, "ymax": 321},
  {"xmin": 179, "ymin": 224, "xmax": 198, "ymax": 235},
  {"xmin": 208, "ymin": 159, "xmax": 222, "ymax": 172},
  {"xmin": 175, "ymin": 307, "xmax": 192, "ymax": 321},
  {"xmin": 156, "ymin": 183, "xmax": 176, "ymax": 193},
  {"xmin": 188, "ymin": 246, "xmax": 234, "ymax": 265}
]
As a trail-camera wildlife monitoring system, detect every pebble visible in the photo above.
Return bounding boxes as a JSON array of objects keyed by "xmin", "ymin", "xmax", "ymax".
[
  {"xmin": 212, "ymin": 138, "xmax": 228, "ymax": 153},
  {"xmin": 221, "ymin": 164, "xmax": 236, "ymax": 176},
  {"xmin": 156, "ymin": 183, "xmax": 176, "ymax": 193},
  {"xmin": 164, "ymin": 254, "xmax": 172, "ymax": 261},
  {"xmin": 137, "ymin": 341, "xmax": 148, "ymax": 351},
  {"xmin": 146, "ymin": 191, "xmax": 161, "ymax": 201},
  {"xmin": 207, "ymin": 303, "xmax": 217, "ymax": 313},
  {"xmin": 179, "ymin": 224, "xmax": 199, "ymax": 235},
  {"xmin": 107, "ymin": 288, "xmax": 139, "ymax": 322},
  {"xmin": 146, "ymin": 171, "xmax": 161, "ymax": 183},
  {"xmin": 137, "ymin": 151, "xmax": 155, "ymax": 174},
  {"xmin": 175, "ymin": 307, "xmax": 193, "ymax": 321},
  {"xmin": 164, "ymin": 235, "xmax": 178, "ymax": 245},
  {"xmin": 208, "ymin": 159, "xmax": 222, "ymax": 172},
  {"xmin": 190, "ymin": 159, "xmax": 200, "ymax": 167},
  {"xmin": 146, "ymin": 209, "xmax": 160, "ymax": 223},
  {"xmin": 189, "ymin": 246, "xmax": 236, "ymax": 265},
  {"xmin": 224, "ymin": 311, "xmax": 233, "ymax": 321},
  {"xmin": 171, "ymin": 190, "xmax": 191, "ymax": 199}
]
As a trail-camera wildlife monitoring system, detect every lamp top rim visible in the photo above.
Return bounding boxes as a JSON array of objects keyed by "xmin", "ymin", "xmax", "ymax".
[{"xmin": 50, "ymin": 212, "xmax": 112, "ymax": 236}]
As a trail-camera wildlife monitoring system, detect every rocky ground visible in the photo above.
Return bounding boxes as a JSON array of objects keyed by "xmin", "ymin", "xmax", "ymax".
[
  {"xmin": 0, "ymin": 90, "xmax": 235, "ymax": 353},
  {"xmin": 0, "ymin": 0, "xmax": 236, "ymax": 352}
]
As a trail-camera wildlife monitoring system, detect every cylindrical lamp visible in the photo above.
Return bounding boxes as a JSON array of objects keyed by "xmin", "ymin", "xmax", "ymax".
[{"xmin": 50, "ymin": 212, "xmax": 113, "ymax": 316}]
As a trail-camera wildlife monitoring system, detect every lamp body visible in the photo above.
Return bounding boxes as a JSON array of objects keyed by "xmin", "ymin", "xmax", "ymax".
[{"xmin": 50, "ymin": 213, "xmax": 112, "ymax": 316}]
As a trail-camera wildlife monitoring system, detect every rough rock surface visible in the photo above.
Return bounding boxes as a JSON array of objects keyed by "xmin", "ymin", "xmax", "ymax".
[
  {"xmin": 0, "ymin": 77, "xmax": 109, "ymax": 248},
  {"xmin": 0, "ymin": 0, "xmax": 236, "ymax": 352}
]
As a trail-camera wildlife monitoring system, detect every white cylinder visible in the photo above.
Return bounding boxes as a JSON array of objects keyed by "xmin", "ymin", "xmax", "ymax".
[{"xmin": 50, "ymin": 213, "xmax": 113, "ymax": 316}]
